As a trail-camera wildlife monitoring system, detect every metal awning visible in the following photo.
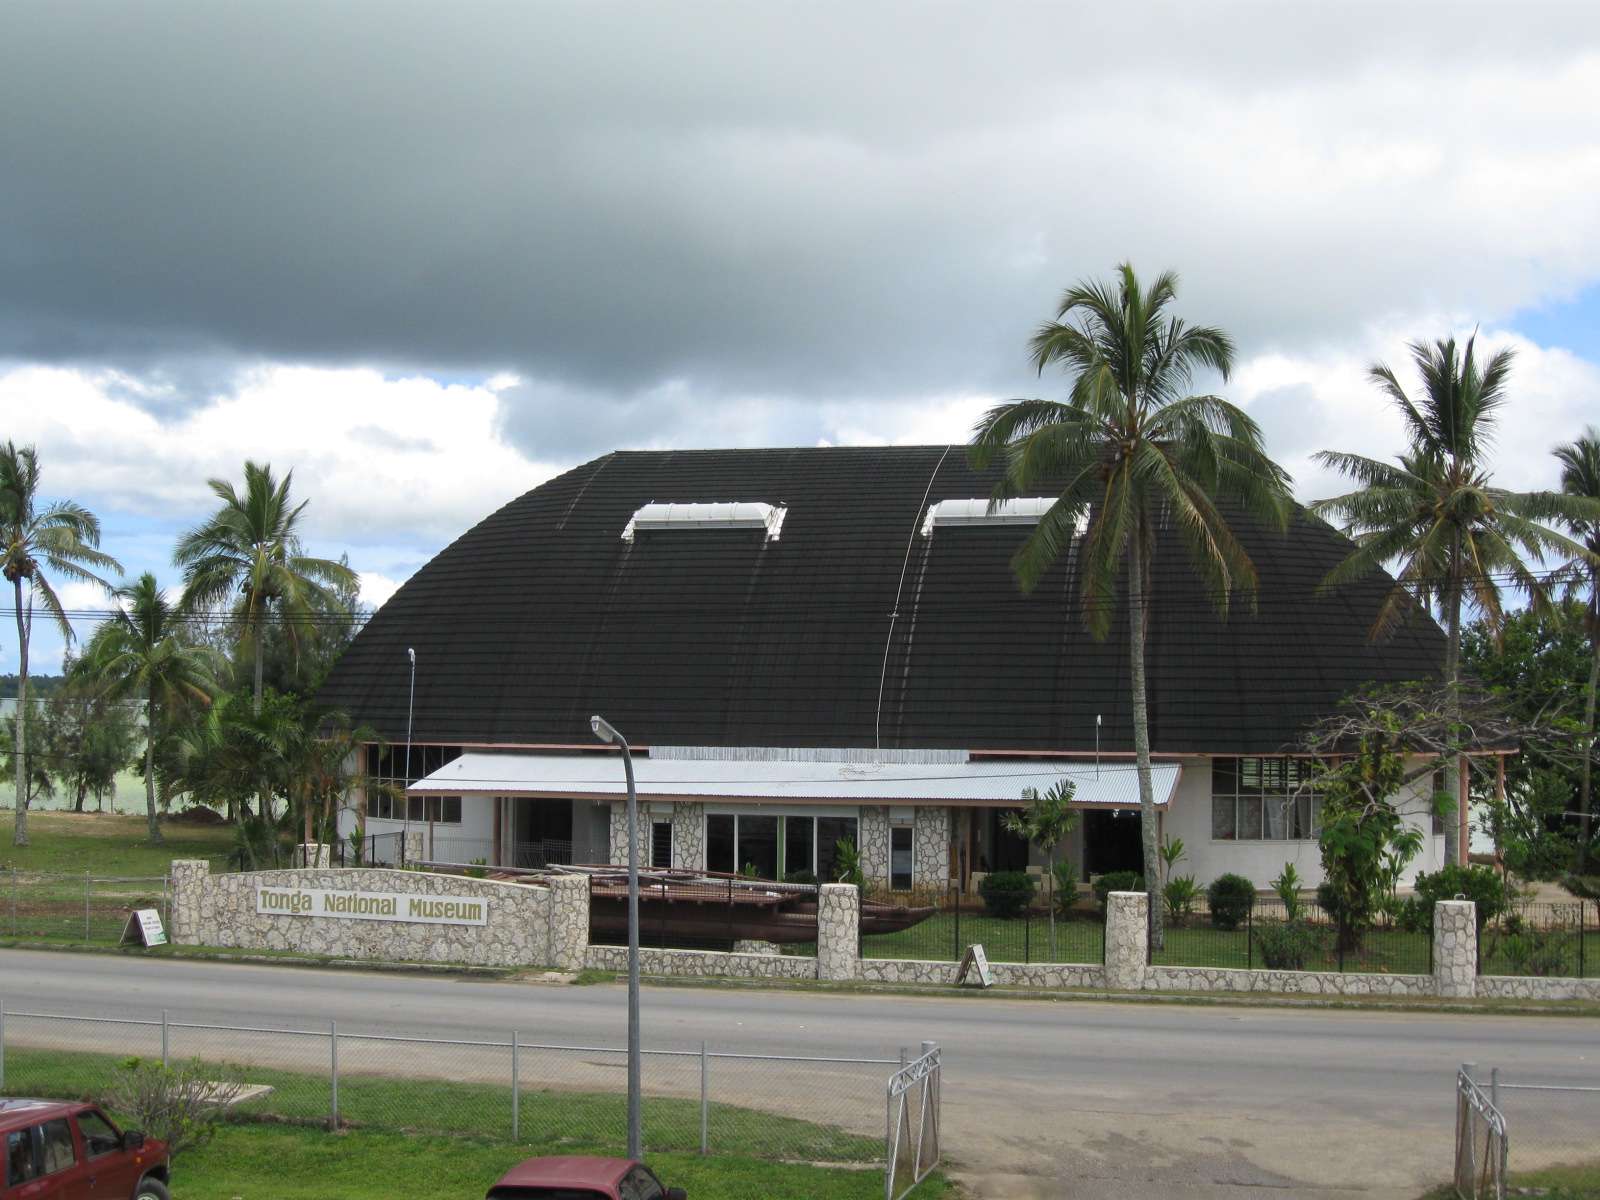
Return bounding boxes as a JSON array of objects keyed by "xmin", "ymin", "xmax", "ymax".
[{"xmin": 408, "ymin": 752, "xmax": 1180, "ymax": 808}]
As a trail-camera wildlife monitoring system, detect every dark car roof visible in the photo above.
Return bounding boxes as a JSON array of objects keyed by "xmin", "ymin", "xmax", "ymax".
[
  {"xmin": 320, "ymin": 445, "xmax": 1446, "ymax": 755},
  {"xmin": 0, "ymin": 1099, "xmax": 85, "ymax": 1129},
  {"xmin": 491, "ymin": 1156, "xmax": 633, "ymax": 1188}
]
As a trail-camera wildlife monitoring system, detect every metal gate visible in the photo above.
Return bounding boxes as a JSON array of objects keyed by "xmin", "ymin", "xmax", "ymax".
[
  {"xmin": 886, "ymin": 1042, "xmax": 941, "ymax": 1200},
  {"xmin": 1454, "ymin": 1066, "xmax": 1507, "ymax": 1200}
]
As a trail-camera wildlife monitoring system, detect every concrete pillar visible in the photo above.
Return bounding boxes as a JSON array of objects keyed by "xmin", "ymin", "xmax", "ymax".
[
  {"xmin": 912, "ymin": 807, "xmax": 950, "ymax": 889},
  {"xmin": 168, "ymin": 859, "xmax": 212, "ymax": 945},
  {"xmin": 608, "ymin": 802, "xmax": 632, "ymax": 867},
  {"xmin": 297, "ymin": 843, "xmax": 330, "ymax": 868},
  {"xmin": 403, "ymin": 830, "xmax": 425, "ymax": 864},
  {"xmin": 1104, "ymin": 891, "xmax": 1149, "ymax": 991},
  {"xmin": 1433, "ymin": 899, "xmax": 1477, "ymax": 999},
  {"xmin": 670, "ymin": 802, "xmax": 705, "ymax": 871},
  {"xmin": 549, "ymin": 874, "xmax": 591, "ymax": 971},
  {"xmin": 817, "ymin": 883, "xmax": 861, "ymax": 981}
]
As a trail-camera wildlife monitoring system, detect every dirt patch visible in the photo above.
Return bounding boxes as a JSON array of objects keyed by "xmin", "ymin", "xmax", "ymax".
[{"xmin": 168, "ymin": 806, "xmax": 227, "ymax": 826}]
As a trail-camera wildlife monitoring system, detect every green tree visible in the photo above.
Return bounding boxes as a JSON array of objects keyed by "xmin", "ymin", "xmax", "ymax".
[
  {"xmin": 76, "ymin": 574, "xmax": 218, "ymax": 843},
  {"xmin": 1553, "ymin": 427, "xmax": 1600, "ymax": 870},
  {"xmin": 1312, "ymin": 337, "xmax": 1599, "ymax": 865},
  {"xmin": 39, "ymin": 683, "xmax": 140, "ymax": 813},
  {"xmin": 1001, "ymin": 780, "xmax": 1079, "ymax": 958},
  {"xmin": 0, "ymin": 442, "xmax": 122, "ymax": 846},
  {"xmin": 173, "ymin": 462, "xmax": 358, "ymax": 713},
  {"xmin": 970, "ymin": 264, "xmax": 1292, "ymax": 949},
  {"xmin": 1, "ymin": 708, "xmax": 54, "ymax": 811}
]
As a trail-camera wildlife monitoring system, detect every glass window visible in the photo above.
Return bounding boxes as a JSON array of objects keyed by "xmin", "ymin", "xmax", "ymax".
[
  {"xmin": 1211, "ymin": 795, "xmax": 1236, "ymax": 840},
  {"xmin": 1263, "ymin": 796, "xmax": 1291, "ymax": 840},
  {"xmin": 738, "ymin": 815, "xmax": 779, "ymax": 880},
  {"xmin": 890, "ymin": 826, "xmax": 913, "ymax": 890},
  {"xmin": 78, "ymin": 1111, "xmax": 121, "ymax": 1159},
  {"xmin": 706, "ymin": 815, "xmax": 735, "ymax": 874},
  {"xmin": 650, "ymin": 821, "xmax": 673, "ymax": 869},
  {"xmin": 816, "ymin": 816, "xmax": 858, "ymax": 883},
  {"xmin": 619, "ymin": 1165, "xmax": 665, "ymax": 1200},
  {"xmin": 6, "ymin": 1129, "xmax": 38, "ymax": 1185},
  {"xmin": 783, "ymin": 816, "xmax": 814, "ymax": 880},
  {"xmin": 1236, "ymin": 795, "xmax": 1263, "ymax": 840},
  {"xmin": 39, "ymin": 1119, "xmax": 75, "ymax": 1175}
]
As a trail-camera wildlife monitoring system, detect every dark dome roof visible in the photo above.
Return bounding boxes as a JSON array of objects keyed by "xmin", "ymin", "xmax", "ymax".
[{"xmin": 318, "ymin": 445, "xmax": 1445, "ymax": 754}]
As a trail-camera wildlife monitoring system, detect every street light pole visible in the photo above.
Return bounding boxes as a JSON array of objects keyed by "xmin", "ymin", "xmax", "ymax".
[
  {"xmin": 590, "ymin": 713, "xmax": 641, "ymax": 1159},
  {"xmin": 403, "ymin": 649, "xmax": 416, "ymax": 861}
]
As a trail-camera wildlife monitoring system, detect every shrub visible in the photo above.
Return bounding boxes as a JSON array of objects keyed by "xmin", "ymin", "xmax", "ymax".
[
  {"xmin": 1270, "ymin": 863, "xmax": 1305, "ymax": 922},
  {"xmin": 1411, "ymin": 864, "xmax": 1509, "ymax": 934},
  {"xmin": 832, "ymin": 838, "xmax": 865, "ymax": 889},
  {"xmin": 1490, "ymin": 914, "xmax": 1577, "ymax": 976},
  {"xmin": 1393, "ymin": 895, "xmax": 1431, "ymax": 934},
  {"xmin": 1092, "ymin": 870, "xmax": 1144, "ymax": 914},
  {"xmin": 1207, "ymin": 873, "xmax": 1255, "ymax": 931},
  {"xmin": 466, "ymin": 857, "xmax": 489, "ymax": 879},
  {"xmin": 1315, "ymin": 881, "xmax": 1347, "ymax": 925},
  {"xmin": 107, "ymin": 1057, "xmax": 245, "ymax": 1160},
  {"xmin": 783, "ymin": 869, "xmax": 818, "ymax": 886},
  {"xmin": 1051, "ymin": 861, "xmax": 1080, "ymax": 917},
  {"xmin": 1254, "ymin": 920, "xmax": 1325, "ymax": 971},
  {"xmin": 1163, "ymin": 875, "xmax": 1200, "ymax": 922},
  {"xmin": 979, "ymin": 870, "xmax": 1037, "ymax": 918}
]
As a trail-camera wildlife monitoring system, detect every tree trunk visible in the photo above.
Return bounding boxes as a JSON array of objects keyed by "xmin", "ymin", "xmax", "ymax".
[
  {"xmin": 252, "ymin": 620, "xmax": 264, "ymax": 713},
  {"xmin": 1444, "ymin": 570, "xmax": 1463, "ymax": 868},
  {"xmin": 1127, "ymin": 533, "xmax": 1164, "ymax": 952},
  {"xmin": 144, "ymin": 701, "xmax": 162, "ymax": 845},
  {"xmin": 1579, "ymin": 629, "xmax": 1599, "ymax": 873},
  {"xmin": 12, "ymin": 576, "xmax": 29, "ymax": 847}
]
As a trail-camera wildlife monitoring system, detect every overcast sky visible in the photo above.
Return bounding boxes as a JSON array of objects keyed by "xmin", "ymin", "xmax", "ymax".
[{"xmin": 4, "ymin": 1, "xmax": 1599, "ymax": 674}]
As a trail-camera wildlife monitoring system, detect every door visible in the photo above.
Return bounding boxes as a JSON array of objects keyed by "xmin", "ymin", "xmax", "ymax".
[
  {"xmin": 76, "ymin": 1110, "xmax": 138, "ymax": 1200},
  {"xmin": 4, "ymin": 1120, "xmax": 91, "ymax": 1200}
]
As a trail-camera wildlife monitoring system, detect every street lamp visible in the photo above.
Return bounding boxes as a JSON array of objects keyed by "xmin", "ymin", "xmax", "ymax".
[
  {"xmin": 590, "ymin": 713, "xmax": 641, "ymax": 1159},
  {"xmin": 403, "ymin": 648, "xmax": 416, "ymax": 862}
]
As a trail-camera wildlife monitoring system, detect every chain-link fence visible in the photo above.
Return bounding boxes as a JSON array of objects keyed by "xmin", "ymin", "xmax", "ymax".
[
  {"xmin": 0, "ymin": 1002, "xmax": 905, "ymax": 1164},
  {"xmin": 1, "ymin": 871, "xmax": 168, "ymax": 945},
  {"xmin": 1454, "ymin": 1065, "xmax": 1600, "ymax": 1200}
]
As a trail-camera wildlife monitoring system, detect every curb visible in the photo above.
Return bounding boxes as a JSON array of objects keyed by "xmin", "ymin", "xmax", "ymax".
[{"xmin": 0, "ymin": 940, "xmax": 517, "ymax": 979}]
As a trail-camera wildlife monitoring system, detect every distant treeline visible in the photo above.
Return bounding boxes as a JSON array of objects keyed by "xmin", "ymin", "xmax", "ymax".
[{"xmin": 0, "ymin": 675, "xmax": 67, "ymax": 700}]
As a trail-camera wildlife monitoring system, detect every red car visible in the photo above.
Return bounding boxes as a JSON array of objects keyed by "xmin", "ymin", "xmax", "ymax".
[
  {"xmin": 2, "ymin": 1099, "xmax": 170, "ymax": 1200},
  {"xmin": 487, "ymin": 1155, "xmax": 686, "ymax": 1200}
]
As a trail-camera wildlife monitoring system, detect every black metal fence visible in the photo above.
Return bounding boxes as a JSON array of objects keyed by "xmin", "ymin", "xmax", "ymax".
[
  {"xmin": 1154, "ymin": 897, "xmax": 1434, "ymax": 975},
  {"xmin": 859, "ymin": 884, "xmax": 1106, "ymax": 965},
  {"xmin": 1479, "ymin": 902, "xmax": 1597, "ymax": 979},
  {"xmin": 588, "ymin": 874, "xmax": 822, "ymax": 952}
]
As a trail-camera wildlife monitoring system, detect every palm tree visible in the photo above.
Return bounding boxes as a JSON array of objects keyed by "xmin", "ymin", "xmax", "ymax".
[
  {"xmin": 1554, "ymin": 428, "xmax": 1600, "ymax": 870},
  {"xmin": 173, "ymin": 462, "xmax": 357, "ymax": 711},
  {"xmin": 76, "ymin": 573, "xmax": 218, "ymax": 844},
  {"xmin": 0, "ymin": 442, "xmax": 121, "ymax": 846},
  {"xmin": 970, "ymin": 265, "xmax": 1292, "ymax": 950},
  {"xmin": 1312, "ymin": 338, "xmax": 1598, "ymax": 865}
]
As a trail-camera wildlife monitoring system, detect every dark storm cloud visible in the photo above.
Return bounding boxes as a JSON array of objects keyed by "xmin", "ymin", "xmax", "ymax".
[{"xmin": 2, "ymin": 0, "xmax": 1599, "ymax": 452}]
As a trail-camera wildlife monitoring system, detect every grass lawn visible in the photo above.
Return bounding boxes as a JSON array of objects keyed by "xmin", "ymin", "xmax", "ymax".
[
  {"xmin": 3, "ymin": 1045, "xmax": 884, "ymax": 1163},
  {"xmin": 862, "ymin": 911, "xmax": 1104, "ymax": 964},
  {"xmin": 175, "ymin": 1126, "xmax": 954, "ymax": 1199},
  {"xmin": 0, "ymin": 810, "xmax": 234, "ymax": 875},
  {"xmin": 1416, "ymin": 1160, "xmax": 1600, "ymax": 1198}
]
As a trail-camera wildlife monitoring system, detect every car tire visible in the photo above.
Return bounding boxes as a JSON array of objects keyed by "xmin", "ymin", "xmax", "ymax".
[{"xmin": 133, "ymin": 1178, "xmax": 171, "ymax": 1200}]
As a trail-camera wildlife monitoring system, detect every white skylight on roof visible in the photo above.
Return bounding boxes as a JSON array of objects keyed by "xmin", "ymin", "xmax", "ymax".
[
  {"xmin": 921, "ymin": 497, "xmax": 1086, "ymax": 537},
  {"xmin": 621, "ymin": 501, "xmax": 787, "ymax": 543}
]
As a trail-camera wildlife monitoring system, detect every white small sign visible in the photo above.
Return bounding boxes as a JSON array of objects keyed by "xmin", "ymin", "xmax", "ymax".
[
  {"xmin": 955, "ymin": 943, "xmax": 993, "ymax": 988},
  {"xmin": 121, "ymin": 909, "xmax": 167, "ymax": 948},
  {"xmin": 255, "ymin": 886, "xmax": 490, "ymax": 927}
]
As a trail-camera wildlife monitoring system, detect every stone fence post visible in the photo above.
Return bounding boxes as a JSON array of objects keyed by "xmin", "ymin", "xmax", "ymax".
[
  {"xmin": 1433, "ymin": 899, "xmax": 1477, "ymax": 998},
  {"xmin": 297, "ymin": 843, "xmax": 330, "ymax": 868},
  {"xmin": 817, "ymin": 883, "xmax": 861, "ymax": 981},
  {"xmin": 403, "ymin": 830, "xmax": 425, "ymax": 863},
  {"xmin": 168, "ymin": 859, "xmax": 212, "ymax": 945},
  {"xmin": 1104, "ymin": 891, "xmax": 1149, "ymax": 991},
  {"xmin": 549, "ymin": 874, "xmax": 591, "ymax": 971}
]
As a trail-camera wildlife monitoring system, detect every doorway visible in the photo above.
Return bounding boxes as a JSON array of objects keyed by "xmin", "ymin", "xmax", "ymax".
[{"xmin": 1083, "ymin": 809, "xmax": 1144, "ymax": 877}]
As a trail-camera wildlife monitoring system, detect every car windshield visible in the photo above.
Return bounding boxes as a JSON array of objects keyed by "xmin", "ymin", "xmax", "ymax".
[{"xmin": 619, "ymin": 1166, "xmax": 664, "ymax": 1200}]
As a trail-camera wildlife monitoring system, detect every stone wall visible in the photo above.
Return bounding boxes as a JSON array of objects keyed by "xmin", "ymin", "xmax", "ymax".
[
  {"xmin": 912, "ymin": 806, "xmax": 949, "ymax": 888},
  {"xmin": 671, "ymin": 802, "xmax": 705, "ymax": 871},
  {"xmin": 1144, "ymin": 966, "xmax": 1436, "ymax": 996},
  {"xmin": 607, "ymin": 802, "xmax": 633, "ymax": 866},
  {"xmin": 584, "ymin": 944, "xmax": 818, "ymax": 980},
  {"xmin": 817, "ymin": 883, "xmax": 859, "ymax": 981},
  {"xmin": 169, "ymin": 860, "xmax": 552, "ymax": 968},
  {"xmin": 1473, "ymin": 975, "xmax": 1600, "ymax": 1002},
  {"xmin": 859, "ymin": 959, "xmax": 1106, "ymax": 988},
  {"xmin": 859, "ymin": 806, "xmax": 890, "ymax": 883}
]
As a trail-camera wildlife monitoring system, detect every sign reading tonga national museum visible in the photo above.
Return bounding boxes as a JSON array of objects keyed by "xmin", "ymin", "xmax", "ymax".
[{"xmin": 255, "ymin": 886, "xmax": 490, "ymax": 926}]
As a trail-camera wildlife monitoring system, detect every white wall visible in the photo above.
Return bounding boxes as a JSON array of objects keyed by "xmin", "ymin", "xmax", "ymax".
[
  {"xmin": 338, "ymin": 791, "xmax": 496, "ymax": 851},
  {"xmin": 1164, "ymin": 757, "xmax": 1446, "ymax": 890}
]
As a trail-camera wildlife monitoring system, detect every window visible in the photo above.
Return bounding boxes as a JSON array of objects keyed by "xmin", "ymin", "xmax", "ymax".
[
  {"xmin": 651, "ymin": 821, "xmax": 673, "ymax": 869},
  {"xmin": 79, "ymin": 1110, "xmax": 121, "ymax": 1158},
  {"xmin": 6, "ymin": 1129, "xmax": 38, "ymax": 1185},
  {"xmin": 619, "ymin": 1165, "xmax": 666, "ymax": 1200},
  {"xmin": 364, "ymin": 744, "xmax": 463, "ymax": 819},
  {"xmin": 1211, "ymin": 757, "xmax": 1323, "ymax": 842},
  {"xmin": 39, "ymin": 1119, "xmax": 75, "ymax": 1175},
  {"xmin": 890, "ymin": 826, "xmax": 914, "ymax": 890},
  {"xmin": 704, "ymin": 812, "xmax": 858, "ymax": 882}
]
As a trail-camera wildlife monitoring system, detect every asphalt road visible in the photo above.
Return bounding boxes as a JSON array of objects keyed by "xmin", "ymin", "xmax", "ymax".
[{"xmin": 2, "ymin": 949, "xmax": 1596, "ymax": 1198}]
